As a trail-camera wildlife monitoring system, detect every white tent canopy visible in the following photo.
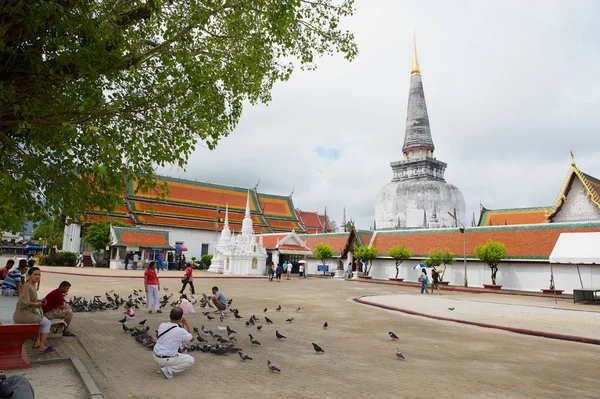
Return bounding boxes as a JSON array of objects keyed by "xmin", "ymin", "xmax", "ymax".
[{"xmin": 549, "ymin": 232, "xmax": 600, "ymax": 264}]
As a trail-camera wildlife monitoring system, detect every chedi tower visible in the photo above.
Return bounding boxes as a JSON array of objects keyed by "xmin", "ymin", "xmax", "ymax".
[{"xmin": 375, "ymin": 38, "xmax": 465, "ymax": 229}]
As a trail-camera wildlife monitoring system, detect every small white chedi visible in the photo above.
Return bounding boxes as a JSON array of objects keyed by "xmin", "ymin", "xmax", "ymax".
[{"xmin": 208, "ymin": 192, "xmax": 267, "ymax": 275}]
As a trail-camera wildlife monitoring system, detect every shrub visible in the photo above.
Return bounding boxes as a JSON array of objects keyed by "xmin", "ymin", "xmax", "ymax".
[
  {"xmin": 60, "ymin": 251, "xmax": 77, "ymax": 266},
  {"xmin": 201, "ymin": 254, "xmax": 213, "ymax": 267}
]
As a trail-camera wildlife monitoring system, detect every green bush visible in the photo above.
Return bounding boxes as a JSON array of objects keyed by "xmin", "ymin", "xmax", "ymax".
[
  {"xmin": 201, "ymin": 254, "xmax": 213, "ymax": 267},
  {"xmin": 60, "ymin": 251, "xmax": 77, "ymax": 266}
]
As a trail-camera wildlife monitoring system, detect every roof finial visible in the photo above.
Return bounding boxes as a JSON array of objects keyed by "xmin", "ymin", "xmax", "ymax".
[
  {"xmin": 570, "ymin": 150, "xmax": 576, "ymax": 167},
  {"xmin": 411, "ymin": 33, "xmax": 420, "ymax": 76},
  {"xmin": 245, "ymin": 191, "xmax": 251, "ymax": 217}
]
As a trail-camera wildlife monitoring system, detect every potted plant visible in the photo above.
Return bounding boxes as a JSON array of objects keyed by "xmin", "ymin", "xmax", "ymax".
[
  {"xmin": 475, "ymin": 241, "xmax": 507, "ymax": 289},
  {"xmin": 353, "ymin": 245, "xmax": 378, "ymax": 279},
  {"xmin": 388, "ymin": 243, "xmax": 411, "ymax": 282}
]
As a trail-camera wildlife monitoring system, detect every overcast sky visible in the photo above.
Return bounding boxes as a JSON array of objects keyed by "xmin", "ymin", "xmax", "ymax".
[{"xmin": 159, "ymin": 0, "xmax": 600, "ymax": 230}]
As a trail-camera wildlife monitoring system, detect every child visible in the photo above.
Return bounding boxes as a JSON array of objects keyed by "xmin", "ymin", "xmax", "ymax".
[
  {"xmin": 124, "ymin": 302, "xmax": 135, "ymax": 320},
  {"xmin": 180, "ymin": 294, "xmax": 195, "ymax": 314}
]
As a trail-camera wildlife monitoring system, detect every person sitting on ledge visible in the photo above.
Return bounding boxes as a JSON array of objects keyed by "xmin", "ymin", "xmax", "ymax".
[
  {"xmin": 0, "ymin": 259, "xmax": 14, "ymax": 281},
  {"xmin": 42, "ymin": 281, "xmax": 76, "ymax": 337},
  {"xmin": 13, "ymin": 267, "xmax": 54, "ymax": 354},
  {"xmin": 1, "ymin": 259, "xmax": 28, "ymax": 296},
  {"xmin": 0, "ymin": 371, "xmax": 35, "ymax": 399}
]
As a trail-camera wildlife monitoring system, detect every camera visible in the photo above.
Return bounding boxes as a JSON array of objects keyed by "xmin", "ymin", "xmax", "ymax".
[{"xmin": 0, "ymin": 374, "xmax": 13, "ymax": 398}]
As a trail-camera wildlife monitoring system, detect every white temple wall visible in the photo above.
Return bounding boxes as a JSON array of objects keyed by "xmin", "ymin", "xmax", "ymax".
[
  {"xmin": 552, "ymin": 178, "xmax": 600, "ymax": 223},
  {"xmin": 62, "ymin": 223, "xmax": 81, "ymax": 253},
  {"xmin": 369, "ymin": 258, "xmax": 600, "ymax": 294},
  {"xmin": 140, "ymin": 226, "xmax": 216, "ymax": 260}
]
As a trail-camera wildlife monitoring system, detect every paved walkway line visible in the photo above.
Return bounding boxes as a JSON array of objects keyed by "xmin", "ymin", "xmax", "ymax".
[
  {"xmin": 354, "ymin": 297, "xmax": 600, "ymax": 346},
  {"xmin": 43, "ymin": 270, "xmax": 265, "ymax": 279},
  {"xmin": 350, "ymin": 278, "xmax": 573, "ymax": 300}
]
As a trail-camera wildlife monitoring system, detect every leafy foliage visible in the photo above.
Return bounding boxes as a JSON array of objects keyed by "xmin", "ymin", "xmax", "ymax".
[
  {"xmin": 201, "ymin": 254, "xmax": 213, "ymax": 267},
  {"xmin": 60, "ymin": 251, "xmax": 77, "ymax": 266},
  {"xmin": 0, "ymin": 1, "xmax": 358, "ymax": 230},
  {"xmin": 475, "ymin": 241, "xmax": 507, "ymax": 285},
  {"xmin": 83, "ymin": 221, "xmax": 126, "ymax": 251},
  {"xmin": 423, "ymin": 247, "xmax": 455, "ymax": 281},
  {"xmin": 313, "ymin": 243, "xmax": 334, "ymax": 265},
  {"xmin": 31, "ymin": 222, "xmax": 63, "ymax": 248},
  {"xmin": 353, "ymin": 245, "xmax": 378, "ymax": 276},
  {"xmin": 388, "ymin": 244, "xmax": 411, "ymax": 278}
]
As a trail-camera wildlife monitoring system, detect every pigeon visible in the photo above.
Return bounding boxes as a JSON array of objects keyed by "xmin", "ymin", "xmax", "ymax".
[
  {"xmin": 202, "ymin": 312, "xmax": 210, "ymax": 316},
  {"xmin": 227, "ymin": 326, "xmax": 237, "ymax": 335},
  {"xmin": 267, "ymin": 360, "xmax": 280, "ymax": 372},
  {"xmin": 245, "ymin": 321, "xmax": 250, "ymax": 327},
  {"xmin": 275, "ymin": 305, "xmax": 281, "ymax": 311},
  {"xmin": 163, "ymin": 287, "xmax": 169, "ymax": 291},
  {"xmin": 207, "ymin": 314, "xmax": 215, "ymax": 320},
  {"xmin": 257, "ymin": 325, "xmax": 263, "ymax": 331},
  {"xmin": 252, "ymin": 314, "xmax": 260, "ymax": 321},
  {"xmin": 312, "ymin": 343, "xmax": 324, "ymax": 354},
  {"xmin": 263, "ymin": 308, "xmax": 268, "ymax": 313},
  {"xmin": 201, "ymin": 326, "xmax": 209, "ymax": 335},
  {"xmin": 448, "ymin": 307, "xmax": 455, "ymax": 311},
  {"xmin": 118, "ymin": 317, "xmax": 127, "ymax": 323},
  {"xmin": 234, "ymin": 313, "xmax": 242, "ymax": 320},
  {"xmin": 122, "ymin": 324, "xmax": 130, "ymax": 332},
  {"xmin": 239, "ymin": 352, "xmax": 253, "ymax": 361},
  {"xmin": 193, "ymin": 327, "xmax": 199, "ymax": 333},
  {"xmin": 285, "ymin": 318, "xmax": 294, "ymax": 323},
  {"xmin": 275, "ymin": 331, "xmax": 286, "ymax": 340},
  {"xmin": 296, "ymin": 307, "xmax": 302, "ymax": 312},
  {"xmin": 395, "ymin": 347, "xmax": 405, "ymax": 360},
  {"xmin": 217, "ymin": 326, "xmax": 227, "ymax": 331},
  {"xmin": 249, "ymin": 334, "xmax": 261, "ymax": 345},
  {"xmin": 389, "ymin": 332, "xmax": 399, "ymax": 341},
  {"xmin": 265, "ymin": 317, "xmax": 273, "ymax": 324},
  {"xmin": 323, "ymin": 321, "xmax": 328, "ymax": 329},
  {"xmin": 138, "ymin": 319, "xmax": 147, "ymax": 326}
]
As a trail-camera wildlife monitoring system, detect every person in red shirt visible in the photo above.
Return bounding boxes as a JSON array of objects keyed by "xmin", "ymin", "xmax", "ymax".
[
  {"xmin": 0, "ymin": 259, "xmax": 14, "ymax": 280},
  {"xmin": 42, "ymin": 281, "xmax": 75, "ymax": 337},
  {"xmin": 144, "ymin": 261, "xmax": 161, "ymax": 313},
  {"xmin": 179, "ymin": 263, "xmax": 195, "ymax": 295}
]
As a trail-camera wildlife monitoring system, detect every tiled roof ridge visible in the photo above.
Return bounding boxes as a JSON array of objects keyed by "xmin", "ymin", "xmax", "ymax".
[
  {"xmin": 376, "ymin": 221, "xmax": 600, "ymax": 235},
  {"xmin": 481, "ymin": 206, "xmax": 550, "ymax": 213}
]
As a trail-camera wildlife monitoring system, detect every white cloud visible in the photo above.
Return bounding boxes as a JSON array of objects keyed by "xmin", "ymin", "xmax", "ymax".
[{"xmin": 160, "ymin": 0, "xmax": 600, "ymax": 229}]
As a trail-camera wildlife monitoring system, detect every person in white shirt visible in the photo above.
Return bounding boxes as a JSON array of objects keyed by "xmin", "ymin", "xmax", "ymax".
[
  {"xmin": 298, "ymin": 264, "xmax": 304, "ymax": 279},
  {"xmin": 153, "ymin": 307, "xmax": 195, "ymax": 379},
  {"xmin": 133, "ymin": 253, "xmax": 139, "ymax": 270},
  {"xmin": 286, "ymin": 261, "xmax": 292, "ymax": 280}
]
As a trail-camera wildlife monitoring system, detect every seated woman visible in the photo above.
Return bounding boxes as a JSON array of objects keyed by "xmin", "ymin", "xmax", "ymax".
[{"xmin": 13, "ymin": 267, "xmax": 54, "ymax": 354}]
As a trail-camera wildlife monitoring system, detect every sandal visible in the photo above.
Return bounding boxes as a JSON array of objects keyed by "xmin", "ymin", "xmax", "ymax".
[
  {"xmin": 62, "ymin": 331, "xmax": 76, "ymax": 337},
  {"xmin": 39, "ymin": 346, "xmax": 55, "ymax": 354}
]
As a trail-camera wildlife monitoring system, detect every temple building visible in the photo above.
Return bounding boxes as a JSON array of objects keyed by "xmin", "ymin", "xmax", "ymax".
[
  {"xmin": 62, "ymin": 175, "xmax": 332, "ymax": 262},
  {"xmin": 375, "ymin": 38, "xmax": 465, "ymax": 229}
]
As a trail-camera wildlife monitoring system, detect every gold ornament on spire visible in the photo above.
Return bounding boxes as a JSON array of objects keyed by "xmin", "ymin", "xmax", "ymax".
[
  {"xmin": 570, "ymin": 150, "xmax": 576, "ymax": 166},
  {"xmin": 411, "ymin": 36, "xmax": 420, "ymax": 76}
]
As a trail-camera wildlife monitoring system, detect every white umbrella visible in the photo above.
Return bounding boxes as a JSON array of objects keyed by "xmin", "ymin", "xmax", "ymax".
[
  {"xmin": 412, "ymin": 263, "xmax": 426, "ymax": 270},
  {"xmin": 298, "ymin": 260, "xmax": 307, "ymax": 264}
]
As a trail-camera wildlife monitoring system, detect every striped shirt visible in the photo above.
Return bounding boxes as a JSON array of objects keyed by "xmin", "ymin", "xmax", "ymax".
[{"xmin": 1, "ymin": 269, "xmax": 22, "ymax": 292}]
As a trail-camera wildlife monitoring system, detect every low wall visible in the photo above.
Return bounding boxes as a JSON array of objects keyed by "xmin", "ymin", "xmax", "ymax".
[{"xmin": 368, "ymin": 258, "xmax": 600, "ymax": 294}]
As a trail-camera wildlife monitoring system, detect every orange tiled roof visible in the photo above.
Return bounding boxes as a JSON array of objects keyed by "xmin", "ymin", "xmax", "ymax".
[
  {"xmin": 133, "ymin": 214, "xmax": 271, "ymax": 233},
  {"xmin": 478, "ymin": 207, "xmax": 548, "ymax": 227},
  {"xmin": 358, "ymin": 230, "xmax": 374, "ymax": 246},
  {"xmin": 257, "ymin": 193, "xmax": 296, "ymax": 219},
  {"xmin": 264, "ymin": 219, "xmax": 304, "ymax": 232},
  {"xmin": 128, "ymin": 201, "xmax": 267, "ymax": 225},
  {"xmin": 278, "ymin": 244, "xmax": 311, "ymax": 251},
  {"xmin": 85, "ymin": 214, "xmax": 134, "ymax": 225},
  {"xmin": 295, "ymin": 209, "xmax": 333, "ymax": 233},
  {"xmin": 112, "ymin": 227, "xmax": 172, "ymax": 248},
  {"xmin": 372, "ymin": 222, "xmax": 600, "ymax": 260},
  {"xmin": 300, "ymin": 233, "xmax": 351, "ymax": 256},
  {"xmin": 259, "ymin": 234, "xmax": 289, "ymax": 249}
]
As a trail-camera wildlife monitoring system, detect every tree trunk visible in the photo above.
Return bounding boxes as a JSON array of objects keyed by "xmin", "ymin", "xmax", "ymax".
[
  {"xmin": 395, "ymin": 261, "xmax": 399, "ymax": 278},
  {"xmin": 491, "ymin": 265, "xmax": 498, "ymax": 285},
  {"xmin": 440, "ymin": 264, "xmax": 447, "ymax": 281}
]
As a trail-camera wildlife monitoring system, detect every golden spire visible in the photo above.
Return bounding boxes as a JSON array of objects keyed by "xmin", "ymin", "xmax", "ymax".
[
  {"xmin": 411, "ymin": 35, "xmax": 420, "ymax": 76},
  {"xmin": 570, "ymin": 150, "xmax": 576, "ymax": 167}
]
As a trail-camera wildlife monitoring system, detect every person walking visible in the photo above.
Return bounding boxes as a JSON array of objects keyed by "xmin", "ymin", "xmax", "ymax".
[
  {"xmin": 179, "ymin": 263, "xmax": 195, "ymax": 294},
  {"xmin": 124, "ymin": 252, "xmax": 130, "ymax": 270},
  {"xmin": 153, "ymin": 307, "xmax": 195, "ymax": 379},
  {"xmin": 419, "ymin": 267, "xmax": 429, "ymax": 294},
  {"xmin": 144, "ymin": 262, "xmax": 161, "ymax": 313},
  {"xmin": 346, "ymin": 263, "xmax": 353, "ymax": 280},
  {"xmin": 156, "ymin": 254, "xmax": 164, "ymax": 271},
  {"xmin": 267, "ymin": 262, "xmax": 274, "ymax": 282},
  {"xmin": 76, "ymin": 252, "xmax": 84, "ymax": 268},
  {"xmin": 286, "ymin": 261, "xmax": 292, "ymax": 280},
  {"xmin": 133, "ymin": 253, "xmax": 139, "ymax": 270},
  {"xmin": 298, "ymin": 263, "xmax": 304, "ymax": 279},
  {"xmin": 431, "ymin": 268, "xmax": 441, "ymax": 295},
  {"xmin": 275, "ymin": 264, "xmax": 283, "ymax": 282}
]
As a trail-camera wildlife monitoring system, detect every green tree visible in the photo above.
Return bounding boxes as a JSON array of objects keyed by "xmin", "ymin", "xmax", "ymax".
[
  {"xmin": 425, "ymin": 247, "xmax": 455, "ymax": 281},
  {"xmin": 475, "ymin": 241, "xmax": 507, "ymax": 285},
  {"xmin": 353, "ymin": 245, "xmax": 378, "ymax": 276},
  {"xmin": 201, "ymin": 254, "xmax": 213, "ymax": 267},
  {"xmin": 388, "ymin": 244, "xmax": 411, "ymax": 279},
  {"xmin": 31, "ymin": 222, "xmax": 63, "ymax": 248},
  {"xmin": 313, "ymin": 243, "xmax": 334, "ymax": 271},
  {"xmin": 0, "ymin": 1, "xmax": 358, "ymax": 231},
  {"xmin": 83, "ymin": 221, "xmax": 126, "ymax": 251}
]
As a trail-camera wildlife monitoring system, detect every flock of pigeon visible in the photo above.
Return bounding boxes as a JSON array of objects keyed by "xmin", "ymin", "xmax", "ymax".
[{"xmin": 71, "ymin": 286, "xmax": 408, "ymax": 374}]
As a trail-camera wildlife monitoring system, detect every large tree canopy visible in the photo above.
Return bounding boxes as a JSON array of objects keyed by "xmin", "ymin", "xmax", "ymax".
[{"xmin": 0, "ymin": 0, "xmax": 357, "ymax": 231}]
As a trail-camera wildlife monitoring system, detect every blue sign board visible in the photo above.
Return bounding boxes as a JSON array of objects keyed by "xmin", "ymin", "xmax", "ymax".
[{"xmin": 317, "ymin": 265, "xmax": 329, "ymax": 272}]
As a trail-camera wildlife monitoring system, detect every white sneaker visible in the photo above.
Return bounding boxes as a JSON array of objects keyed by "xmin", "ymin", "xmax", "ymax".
[{"xmin": 160, "ymin": 367, "xmax": 173, "ymax": 379}]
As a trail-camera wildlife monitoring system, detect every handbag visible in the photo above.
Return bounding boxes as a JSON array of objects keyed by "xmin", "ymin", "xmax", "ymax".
[
  {"xmin": 181, "ymin": 277, "xmax": 190, "ymax": 283},
  {"xmin": 418, "ymin": 276, "xmax": 424, "ymax": 282}
]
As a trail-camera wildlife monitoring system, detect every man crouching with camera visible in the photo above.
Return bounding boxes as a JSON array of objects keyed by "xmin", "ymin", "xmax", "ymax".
[
  {"xmin": 0, "ymin": 371, "xmax": 34, "ymax": 398},
  {"xmin": 153, "ymin": 307, "xmax": 195, "ymax": 379}
]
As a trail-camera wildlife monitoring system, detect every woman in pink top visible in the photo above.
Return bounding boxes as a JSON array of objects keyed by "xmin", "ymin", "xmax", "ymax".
[
  {"xmin": 179, "ymin": 264, "xmax": 195, "ymax": 295},
  {"xmin": 144, "ymin": 262, "xmax": 161, "ymax": 313}
]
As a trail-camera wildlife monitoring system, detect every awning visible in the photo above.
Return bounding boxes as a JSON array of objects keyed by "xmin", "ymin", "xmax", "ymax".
[
  {"xmin": 549, "ymin": 232, "xmax": 600, "ymax": 264},
  {"xmin": 278, "ymin": 249, "xmax": 313, "ymax": 256}
]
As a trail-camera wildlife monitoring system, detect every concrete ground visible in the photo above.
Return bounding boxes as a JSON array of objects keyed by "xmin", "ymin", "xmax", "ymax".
[
  {"xmin": 8, "ymin": 266, "xmax": 600, "ymax": 399},
  {"xmin": 6, "ymin": 361, "xmax": 87, "ymax": 399}
]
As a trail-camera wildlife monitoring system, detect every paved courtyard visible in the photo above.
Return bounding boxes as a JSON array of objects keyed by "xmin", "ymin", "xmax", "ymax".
[{"xmin": 9, "ymin": 267, "xmax": 600, "ymax": 398}]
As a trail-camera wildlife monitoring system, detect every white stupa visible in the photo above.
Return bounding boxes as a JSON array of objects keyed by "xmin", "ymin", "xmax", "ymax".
[{"xmin": 208, "ymin": 192, "xmax": 267, "ymax": 275}]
